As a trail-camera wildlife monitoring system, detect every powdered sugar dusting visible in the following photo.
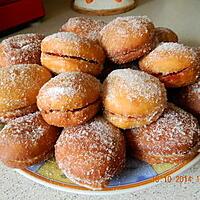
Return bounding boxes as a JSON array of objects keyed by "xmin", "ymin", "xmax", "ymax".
[
  {"xmin": 0, "ymin": 64, "xmax": 51, "ymax": 111},
  {"xmin": 103, "ymin": 69, "xmax": 166, "ymax": 101},
  {"xmin": 43, "ymin": 32, "xmax": 89, "ymax": 44},
  {"xmin": 57, "ymin": 117, "xmax": 122, "ymax": 149},
  {"xmin": 148, "ymin": 42, "xmax": 197, "ymax": 62},
  {"xmin": 44, "ymin": 85, "xmax": 78, "ymax": 99},
  {"xmin": 178, "ymin": 78, "xmax": 200, "ymax": 107},
  {"xmin": 0, "ymin": 104, "xmax": 37, "ymax": 123},
  {"xmin": 37, "ymin": 72, "xmax": 101, "ymax": 110},
  {"xmin": 38, "ymin": 72, "xmax": 100, "ymax": 99},
  {"xmin": 1, "ymin": 33, "xmax": 44, "ymax": 65},
  {"xmin": 55, "ymin": 117, "xmax": 125, "ymax": 188},
  {"xmin": 128, "ymin": 103, "xmax": 200, "ymax": 155},
  {"xmin": 100, "ymin": 16, "xmax": 153, "ymax": 37},
  {"xmin": 0, "ymin": 112, "xmax": 50, "ymax": 144},
  {"xmin": 60, "ymin": 17, "xmax": 106, "ymax": 41},
  {"xmin": 187, "ymin": 78, "xmax": 200, "ymax": 95}
]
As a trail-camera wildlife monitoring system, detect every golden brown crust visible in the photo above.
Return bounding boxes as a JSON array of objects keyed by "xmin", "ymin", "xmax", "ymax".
[
  {"xmin": 155, "ymin": 27, "xmax": 178, "ymax": 43},
  {"xmin": 40, "ymin": 100, "xmax": 101, "ymax": 127},
  {"xmin": 41, "ymin": 32, "xmax": 105, "ymax": 75},
  {"xmin": 102, "ymin": 69, "xmax": 167, "ymax": 128},
  {"xmin": 0, "ymin": 112, "xmax": 59, "ymax": 168},
  {"xmin": 37, "ymin": 72, "xmax": 101, "ymax": 111},
  {"xmin": 55, "ymin": 116, "xmax": 125, "ymax": 190},
  {"xmin": 99, "ymin": 16, "xmax": 155, "ymax": 64},
  {"xmin": 0, "ymin": 104, "xmax": 38, "ymax": 123},
  {"xmin": 0, "ymin": 64, "xmax": 52, "ymax": 113},
  {"xmin": 139, "ymin": 42, "xmax": 200, "ymax": 87},
  {"xmin": 125, "ymin": 103, "xmax": 200, "ymax": 164},
  {"xmin": 0, "ymin": 33, "xmax": 45, "ymax": 67},
  {"xmin": 60, "ymin": 17, "xmax": 106, "ymax": 42}
]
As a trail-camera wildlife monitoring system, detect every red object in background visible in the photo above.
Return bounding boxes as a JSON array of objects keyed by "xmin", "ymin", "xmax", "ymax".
[{"xmin": 0, "ymin": 0, "xmax": 45, "ymax": 32}]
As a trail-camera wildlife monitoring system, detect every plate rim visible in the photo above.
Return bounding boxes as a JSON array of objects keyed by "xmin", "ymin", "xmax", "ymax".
[{"xmin": 16, "ymin": 154, "xmax": 200, "ymax": 195}]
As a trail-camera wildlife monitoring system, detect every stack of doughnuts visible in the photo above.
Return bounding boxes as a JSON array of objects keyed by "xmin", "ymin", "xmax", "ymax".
[{"xmin": 0, "ymin": 15, "xmax": 199, "ymax": 191}]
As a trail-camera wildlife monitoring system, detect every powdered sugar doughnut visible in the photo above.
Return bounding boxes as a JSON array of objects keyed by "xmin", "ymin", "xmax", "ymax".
[
  {"xmin": 0, "ymin": 112, "xmax": 59, "ymax": 168},
  {"xmin": 126, "ymin": 103, "xmax": 200, "ymax": 164},
  {"xmin": 99, "ymin": 16, "xmax": 156, "ymax": 64},
  {"xmin": 0, "ymin": 33, "xmax": 45, "ymax": 67},
  {"xmin": 55, "ymin": 116, "xmax": 125, "ymax": 190},
  {"xmin": 37, "ymin": 72, "xmax": 101, "ymax": 127},
  {"xmin": 60, "ymin": 17, "xmax": 106, "ymax": 42},
  {"xmin": 139, "ymin": 42, "xmax": 200, "ymax": 87},
  {"xmin": 0, "ymin": 64, "xmax": 52, "ymax": 122},
  {"xmin": 102, "ymin": 69, "xmax": 167, "ymax": 129},
  {"xmin": 41, "ymin": 32, "xmax": 105, "ymax": 76}
]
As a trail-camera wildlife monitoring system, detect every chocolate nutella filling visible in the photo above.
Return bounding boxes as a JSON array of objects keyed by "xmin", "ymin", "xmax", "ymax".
[
  {"xmin": 152, "ymin": 65, "xmax": 193, "ymax": 78},
  {"xmin": 43, "ymin": 99, "xmax": 100, "ymax": 114},
  {"xmin": 44, "ymin": 52, "xmax": 99, "ymax": 65},
  {"xmin": 105, "ymin": 110, "xmax": 150, "ymax": 119}
]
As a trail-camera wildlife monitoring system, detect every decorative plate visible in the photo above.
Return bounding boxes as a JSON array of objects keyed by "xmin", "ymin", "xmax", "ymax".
[
  {"xmin": 1, "ymin": 117, "xmax": 199, "ymax": 194},
  {"xmin": 16, "ymin": 154, "xmax": 200, "ymax": 195}
]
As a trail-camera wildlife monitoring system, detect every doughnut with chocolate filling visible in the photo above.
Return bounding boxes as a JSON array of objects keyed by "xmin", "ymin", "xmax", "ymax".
[
  {"xmin": 155, "ymin": 27, "xmax": 178, "ymax": 43},
  {"xmin": 37, "ymin": 72, "xmax": 101, "ymax": 127},
  {"xmin": 60, "ymin": 17, "xmax": 106, "ymax": 42},
  {"xmin": 55, "ymin": 116, "xmax": 125, "ymax": 190},
  {"xmin": 41, "ymin": 32, "xmax": 105, "ymax": 76},
  {"xmin": 0, "ymin": 112, "xmax": 59, "ymax": 168},
  {"xmin": 0, "ymin": 33, "xmax": 45, "ymax": 67},
  {"xmin": 0, "ymin": 64, "xmax": 52, "ymax": 123},
  {"xmin": 99, "ymin": 16, "xmax": 156, "ymax": 64},
  {"xmin": 171, "ymin": 79, "xmax": 200, "ymax": 117},
  {"xmin": 139, "ymin": 42, "xmax": 200, "ymax": 87},
  {"xmin": 102, "ymin": 69, "xmax": 167, "ymax": 129},
  {"xmin": 125, "ymin": 103, "xmax": 200, "ymax": 164}
]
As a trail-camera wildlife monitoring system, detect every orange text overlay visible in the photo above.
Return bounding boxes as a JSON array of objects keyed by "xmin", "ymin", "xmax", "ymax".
[{"xmin": 153, "ymin": 175, "xmax": 200, "ymax": 183}]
